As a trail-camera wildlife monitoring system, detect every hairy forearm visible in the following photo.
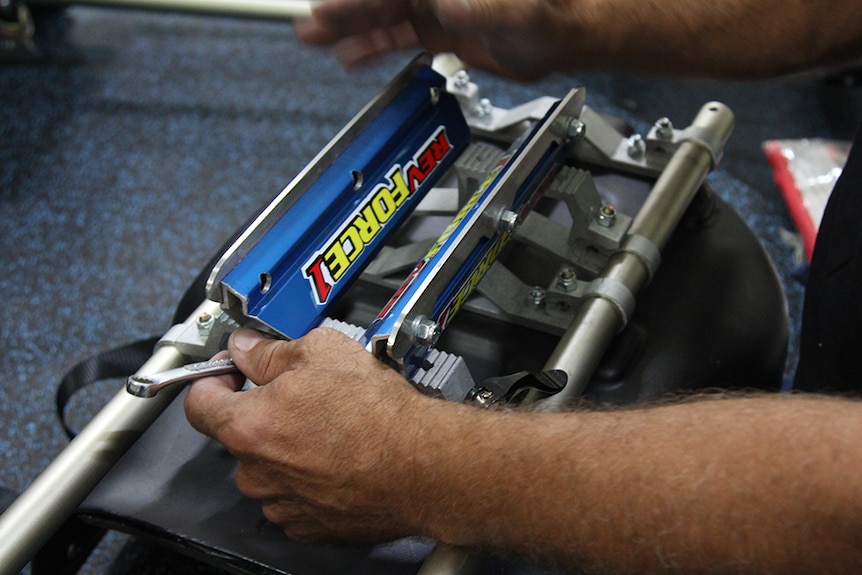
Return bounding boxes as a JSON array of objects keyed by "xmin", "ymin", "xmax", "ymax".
[
  {"xmin": 407, "ymin": 394, "xmax": 862, "ymax": 573},
  {"xmin": 299, "ymin": 0, "xmax": 862, "ymax": 79},
  {"xmin": 568, "ymin": 0, "xmax": 862, "ymax": 78}
]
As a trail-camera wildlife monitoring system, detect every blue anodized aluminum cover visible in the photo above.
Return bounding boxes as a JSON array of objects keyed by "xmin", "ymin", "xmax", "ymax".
[{"xmin": 218, "ymin": 65, "xmax": 470, "ymax": 339}]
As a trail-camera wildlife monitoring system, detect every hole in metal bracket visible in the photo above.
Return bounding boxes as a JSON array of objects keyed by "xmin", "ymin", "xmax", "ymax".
[{"xmin": 259, "ymin": 272, "xmax": 272, "ymax": 294}]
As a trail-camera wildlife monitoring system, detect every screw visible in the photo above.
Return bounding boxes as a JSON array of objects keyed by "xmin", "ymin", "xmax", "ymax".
[
  {"xmin": 565, "ymin": 119, "xmax": 586, "ymax": 141},
  {"xmin": 498, "ymin": 209, "xmax": 520, "ymax": 233},
  {"xmin": 655, "ymin": 117, "xmax": 674, "ymax": 140},
  {"xmin": 473, "ymin": 388, "xmax": 497, "ymax": 407},
  {"xmin": 453, "ymin": 70, "xmax": 470, "ymax": 90},
  {"xmin": 474, "ymin": 98, "xmax": 493, "ymax": 118},
  {"xmin": 429, "ymin": 86, "xmax": 440, "ymax": 105},
  {"xmin": 528, "ymin": 286, "xmax": 546, "ymax": 308},
  {"xmin": 196, "ymin": 311, "xmax": 215, "ymax": 338},
  {"xmin": 557, "ymin": 267, "xmax": 577, "ymax": 291},
  {"xmin": 627, "ymin": 133, "xmax": 646, "ymax": 158},
  {"xmin": 596, "ymin": 205, "xmax": 617, "ymax": 227},
  {"xmin": 410, "ymin": 316, "xmax": 441, "ymax": 346}
]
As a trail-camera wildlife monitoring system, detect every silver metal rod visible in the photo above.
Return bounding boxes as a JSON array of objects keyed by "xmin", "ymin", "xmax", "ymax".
[
  {"xmin": 27, "ymin": 0, "xmax": 313, "ymax": 20},
  {"xmin": 539, "ymin": 102, "xmax": 733, "ymax": 408},
  {"xmin": 0, "ymin": 300, "xmax": 220, "ymax": 575}
]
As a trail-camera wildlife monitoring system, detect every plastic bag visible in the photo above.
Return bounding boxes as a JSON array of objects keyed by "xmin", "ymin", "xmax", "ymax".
[{"xmin": 763, "ymin": 138, "xmax": 851, "ymax": 261}]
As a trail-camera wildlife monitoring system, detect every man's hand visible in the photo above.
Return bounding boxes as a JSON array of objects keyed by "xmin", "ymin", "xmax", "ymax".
[
  {"xmin": 293, "ymin": 0, "xmax": 581, "ymax": 80},
  {"xmin": 183, "ymin": 327, "xmax": 436, "ymax": 543}
]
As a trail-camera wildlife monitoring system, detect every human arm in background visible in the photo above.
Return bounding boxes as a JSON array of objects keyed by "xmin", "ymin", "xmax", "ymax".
[
  {"xmin": 185, "ymin": 327, "xmax": 862, "ymax": 575},
  {"xmin": 293, "ymin": 0, "xmax": 862, "ymax": 80}
]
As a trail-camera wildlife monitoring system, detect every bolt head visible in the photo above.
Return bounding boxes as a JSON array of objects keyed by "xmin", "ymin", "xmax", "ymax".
[
  {"xmin": 498, "ymin": 209, "xmax": 520, "ymax": 233},
  {"xmin": 596, "ymin": 205, "xmax": 617, "ymax": 227},
  {"xmin": 453, "ymin": 70, "xmax": 470, "ymax": 89},
  {"xmin": 557, "ymin": 267, "xmax": 577, "ymax": 291},
  {"xmin": 196, "ymin": 311, "xmax": 216, "ymax": 338},
  {"xmin": 566, "ymin": 119, "xmax": 586, "ymax": 141},
  {"xmin": 655, "ymin": 117, "xmax": 674, "ymax": 140},
  {"xmin": 528, "ymin": 286, "xmax": 546, "ymax": 308},
  {"xmin": 474, "ymin": 98, "xmax": 493, "ymax": 118},
  {"xmin": 627, "ymin": 134, "xmax": 646, "ymax": 158},
  {"xmin": 411, "ymin": 316, "xmax": 441, "ymax": 346}
]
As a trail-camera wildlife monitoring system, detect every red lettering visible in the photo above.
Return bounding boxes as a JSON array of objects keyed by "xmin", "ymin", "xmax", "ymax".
[
  {"xmin": 406, "ymin": 164, "xmax": 428, "ymax": 191},
  {"xmin": 427, "ymin": 130, "xmax": 451, "ymax": 162},
  {"xmin": 304, "ymin": 255, "xmax": 332, "ymax": 304},
  {"xmin": 415, "ymin": 147, "xmax": 436, "ymax": 176},
  {"xmin": 302, "ymin": 126, "xmax": 454, "ymax": 308}
]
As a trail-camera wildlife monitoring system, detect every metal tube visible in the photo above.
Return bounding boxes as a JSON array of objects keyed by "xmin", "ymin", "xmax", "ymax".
[
  {"xmin": 0, "ymin": 300, "xmax": 219, "ymax": 575},
  {"xmin": 539, "ymin": 102, "xmax": 733, "ymax": 408},
  {"xmin": 26, "ymin": 0, "xmax": 313, "ymax": 20}
]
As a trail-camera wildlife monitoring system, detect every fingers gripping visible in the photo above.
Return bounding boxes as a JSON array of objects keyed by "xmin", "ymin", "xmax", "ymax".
[
  {"xmin": 183, "ymin": 329, "xmax": 291, "ymax": 443},
  {"xmin": 185, "ymin": 327, "xmax": 370, "ymax": 436}
]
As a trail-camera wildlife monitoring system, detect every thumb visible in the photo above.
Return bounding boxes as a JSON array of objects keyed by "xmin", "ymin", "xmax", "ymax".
[
  {"xmin": 228, "ymin": 327, "xmax": 299, "ymax": 386},
  {"xmin": 183, "ymin": 352, "xmax": 247, "ymax": 440}
]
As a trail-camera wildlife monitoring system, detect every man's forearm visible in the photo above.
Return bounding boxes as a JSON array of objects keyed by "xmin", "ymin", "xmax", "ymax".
[
  {"xmin": 298, "ymin": 0, "xmax": 862, "ymax": 80},
  {"xmin": 477, "ymin": 0, "xmax": 862, "ymax": 78},
  {"xmin": 410, "ymin": 394, "xmax": 862, "ymax": 573}
]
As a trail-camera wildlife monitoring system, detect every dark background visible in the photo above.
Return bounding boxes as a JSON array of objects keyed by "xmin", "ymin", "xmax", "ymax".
[{"xmin": 1, "ymin": 6, "xmax": 860, "ymax": 573}]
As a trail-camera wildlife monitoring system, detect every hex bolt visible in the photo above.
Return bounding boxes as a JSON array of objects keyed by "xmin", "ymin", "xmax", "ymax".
[
  {"xmin": 627, "ymin": 133, "xmax": 646, "ymax": 158},
  {"xmin": 655, "ymin": 117, "xmax": 674, "ymax": 140},
  {"xmin": 410, "ymin": 316, "xmax": 441, "ymax": 346},
  {"xmin": 498, "ymin": 209, "xmax": 520, "ymax": 233},
  {"xmin": 565, "ymin": 119, "xmax": 586, "ymax": 141},
  {"xmin": 453, "ymin": 70, "xmax": 470, "ymax": 90},
  {"xmin": 596, "ymin": 204, "xmax": 617, "ymax": 227},
  {"xmin": 474, "ymin": 97, "xmax": 493, "ymax": 118},
  {"xmin": 557, "ymin": 267, "xmax": 577, "ymax": 291},
  {"xmin": 473, "ymin": 388, "xmax": 497, "ymax": 407},
  {"xmin": 528, "ymin": 286, "xmax": 546, "ymax": 308},
  {"xmin": 196, "ymin": 311, "xmax": 215, "ymax": 339}
]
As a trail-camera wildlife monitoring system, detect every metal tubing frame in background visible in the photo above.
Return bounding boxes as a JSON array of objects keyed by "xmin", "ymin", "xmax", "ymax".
[{"xmin": 25, "ymin": 0, "xmax": 313, "ymax": 20}]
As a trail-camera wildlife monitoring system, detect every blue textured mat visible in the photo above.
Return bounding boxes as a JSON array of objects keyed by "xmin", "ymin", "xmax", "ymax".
[{"xmin": 1, "ymin": 7, "xmax": 860, "ymax": 573}]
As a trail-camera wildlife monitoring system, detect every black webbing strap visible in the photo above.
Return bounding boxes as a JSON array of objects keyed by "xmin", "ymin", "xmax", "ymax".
[
  {"xmin": 52, "ymin": 228, "xmax": 240, "ymax": 440},
  {"xmin": 55, "ymin": 336, "xmax": 160, "ymax": 439}
]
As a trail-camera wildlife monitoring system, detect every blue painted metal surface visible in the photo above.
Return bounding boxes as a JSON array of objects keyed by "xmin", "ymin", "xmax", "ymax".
[{"xmin": 217, "ymin": 65, "xmax": 470, "ymax": 339}]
